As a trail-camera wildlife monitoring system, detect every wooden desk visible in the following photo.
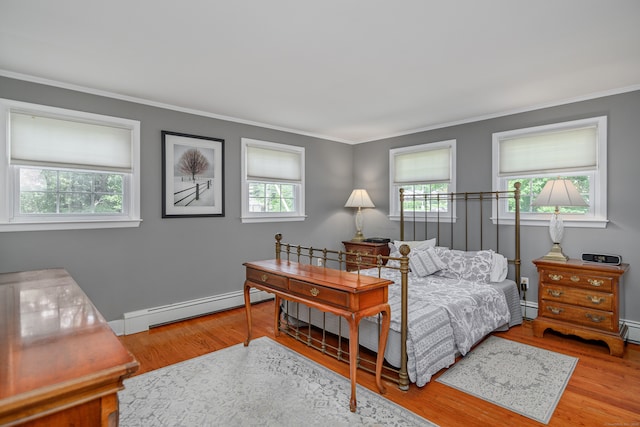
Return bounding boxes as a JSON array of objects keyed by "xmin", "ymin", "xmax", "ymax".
[
  {"xmin": 0, "ymin": 269, "xmax": 139, "ymax": 426},
  {"xmin": 243, "ymin": 260, "xmax": 392, "ymax": 412}
]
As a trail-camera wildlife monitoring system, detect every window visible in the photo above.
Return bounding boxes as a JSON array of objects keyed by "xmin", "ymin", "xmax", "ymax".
[
  {"xmin": 389, "ymin": 140, "xmax": 456, "ymax": 221},
  {"xmin": 0, "ymin": 99, "xmax": 141, "ymax": 232},
  {"xmin": 492, "ymin": 116, "xmax": 607, "ymax": 228},
  {"xmin": 241, "ymin": 138, "xmax": 305, "ymax": 223}
]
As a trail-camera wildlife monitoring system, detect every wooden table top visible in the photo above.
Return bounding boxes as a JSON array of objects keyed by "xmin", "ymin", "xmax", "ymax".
[
  {"xmin": 243, "ymin": 259, "xmax": 393, "ymax": 293},
  {"xmin": 0, "ymin": 268, "xmax": 138, "ymax": 403}
]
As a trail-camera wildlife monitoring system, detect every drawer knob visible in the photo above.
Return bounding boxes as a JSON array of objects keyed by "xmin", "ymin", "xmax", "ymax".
[
  {"xmin": 309, "ymin": 287, "xmax": 320, "ymax": 297},
  {"xmin": 549, "ymin": 274, "xmax": 563, "ymax": 281},
  {"xmin": 586, "ymin": 313, "xmax": 605, "ymax": 323},
  {"xmin": 547, "ymin": 306, "xmax": 564, "ymax": 315},
  {"xmin": 261, "ymin": 274, "xmax": 268, "ymax": 282},
  {"xmin": 587, "ymin": 295, "xmax": 606, "ymax": 305},
  {"xmin": 570, "ymin": 275, "xmax": 580, "ymax": 282},
  {"xmin": 547, "ymin": 289, "xmax": 564, "ymax": 297},
  {"xmin": 587, "ymin": 279, "xmax": 603, "ymax": 287}
]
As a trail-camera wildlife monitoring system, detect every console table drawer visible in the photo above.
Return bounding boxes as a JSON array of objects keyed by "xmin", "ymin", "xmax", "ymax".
[
  {"xmin": 540, "ymin": 283, "xmax": 614, "ymax": 311},
  {"xmin": 539, "ymin": 301, "xmax": 614, "ymax": 332},
  {"xmin": 246, "ymin": 268, "xmax": 288, "ymax": 290},
  {"xmin": 289, "ymin": 279, "xmax": 349, "ymax": 308},
  {"xmin": 540, "ymin": 269, "xmax": 613, "ymax": 291}
]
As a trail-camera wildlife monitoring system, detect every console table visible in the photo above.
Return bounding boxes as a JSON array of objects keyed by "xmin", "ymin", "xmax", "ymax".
[
  {"xmin": 0, "ymin": 269, "xmax": 139, "ymax": 426},
  {"xmin": 243, "ymin": 259, "xmax": 392, "ymax": 412}
]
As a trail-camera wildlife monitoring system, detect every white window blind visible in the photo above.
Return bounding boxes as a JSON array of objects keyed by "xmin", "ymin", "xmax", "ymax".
[
  {"xmin": 498, "ymin": 126, "xmax": 597, "ymax": 175},
  {"xmin": 10, "ymin": 112, "xmax": 133, "ymax": 172},
  {"xmin": 393, "ymin": 147, "xmax": 450, "ymax": 183},
  {"xmin": 246, "ymin": 145, "xmax": 301, "ymax": 181}
]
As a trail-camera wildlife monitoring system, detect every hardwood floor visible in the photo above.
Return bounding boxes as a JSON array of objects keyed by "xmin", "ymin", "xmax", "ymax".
[{"xmin": 119, "ymin": 300, "xmax": 640, "ymax": 426}]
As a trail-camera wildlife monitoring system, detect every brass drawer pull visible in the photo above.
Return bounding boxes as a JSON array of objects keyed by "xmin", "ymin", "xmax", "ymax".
[
  {"xmin": 549, "ymin": 274, "xmax": 563, "ymax": 281},
  {"xmin": 587, "ymin": 279, "xmax": 603, "ymax": 287},
  {"xmin": 570, "ymin": 276, "xmax": 580, "ymax": 282},
  {"xmin": 586, "ymin": 313, "xmax": 605, "ymax": 323},
  {"xmin": 261, "ymin": 274, "xmax": 269, "ymax": 282},
  {"xmin": 587, "ymin": 295, "xmax": 605, "ymax": 305},
  {"xmin": 547, "ymin": 306, "xmax": 564, "ymax": 315},
  {"xmin": 309, "ymin": 287, "xmax": 320, "ymax": 297},
  {"xmin": 547, "ymin": 289, "xmax": 563, "ymax": 297}
]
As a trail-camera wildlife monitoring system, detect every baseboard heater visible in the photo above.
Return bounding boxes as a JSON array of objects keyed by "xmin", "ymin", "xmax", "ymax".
[{"xmin": 121, "ymin": 288, "xmax": 273, "ymax": 335}]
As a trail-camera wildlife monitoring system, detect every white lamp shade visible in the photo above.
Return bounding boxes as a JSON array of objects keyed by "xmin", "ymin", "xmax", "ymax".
[
  {"xmin": 532, "ymin": 180, "xmax": 588, "ymax": 208},
  {"xmin": 344, "ymin": 189, "xmax": 375, "ymax": 208}
]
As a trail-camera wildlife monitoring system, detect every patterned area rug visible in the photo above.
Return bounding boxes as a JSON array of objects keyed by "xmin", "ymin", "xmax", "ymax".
[
  {"xmin": 436, "ymin": 335, "xmax": 577, "ymax": 424},
  {"xmin": 119, "ymin": 337, "xmax": 436, "ymax": 426}
]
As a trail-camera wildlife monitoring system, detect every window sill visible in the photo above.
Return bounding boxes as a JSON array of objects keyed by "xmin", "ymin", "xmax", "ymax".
[
  {"xmin": 491, "ymin": 216, "xmax": 608, "ymax": 229},
  {"xmin": 0, "ymin": 218, "xmax": 143, "ymax": 232},
  {"xmin": 241, "ymin": 215, "xmax": 306, "ymax": 224}
]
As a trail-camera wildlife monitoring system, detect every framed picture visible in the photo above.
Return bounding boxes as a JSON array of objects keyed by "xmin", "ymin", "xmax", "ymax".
[{"xmin": 162, "ymin": 131, "xmax": 225, "ymax": 217}]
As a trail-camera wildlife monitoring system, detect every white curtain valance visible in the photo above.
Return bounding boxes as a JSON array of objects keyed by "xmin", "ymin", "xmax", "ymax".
[
  {"xmin": 499, "ymin": 126, "xmax": 597, "ymax": 175},
  {"xmin": 10, "ymin": 112, "xmax": 133, "ymax": 172},
  {"xmin": 246, "ymin": 145, "xmax": 302, "ymax": 181},
  {"xmin": 394, "ymin": 147, "xmax": 450, "ymax": 183}
]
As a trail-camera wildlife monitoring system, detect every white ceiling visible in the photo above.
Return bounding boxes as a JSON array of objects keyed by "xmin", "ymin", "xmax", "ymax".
[{"xmin": 1, "ymin": 1, "xmax": 639, "ymax": 144}]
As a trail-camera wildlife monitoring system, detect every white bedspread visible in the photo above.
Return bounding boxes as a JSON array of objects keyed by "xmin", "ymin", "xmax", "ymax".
[{"xmin": 361, "ymin": 269, "xmax": 511, "ymax": 386}]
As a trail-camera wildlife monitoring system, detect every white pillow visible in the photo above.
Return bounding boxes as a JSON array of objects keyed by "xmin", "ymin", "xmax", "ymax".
[
  {"xmin": 409, "ymin": 247, "xmax": 446, "ymax": 277},
  {"xmin": 490, "ymin": 251, "xmax": 508, "ymax": 282},
  {"xmin": 392, "ymin": 238, "xmax": 436, "ymax": 252},
  {"xmin": 386, "ymin": 239, "xmax": 437, "ymax": 269}
]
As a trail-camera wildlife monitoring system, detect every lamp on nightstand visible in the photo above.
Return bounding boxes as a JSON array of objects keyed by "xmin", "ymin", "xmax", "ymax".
[
  {"xmin": 344, "ymin": 189, "xmax": 375, "ymax": 242},
  {"xmin": 532, "ymin": 179, "xmax": 588, "ymax": 262}
]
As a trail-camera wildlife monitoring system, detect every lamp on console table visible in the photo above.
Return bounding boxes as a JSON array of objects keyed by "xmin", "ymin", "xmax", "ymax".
[
  {"xmin": 344, "ymin": 189, "xmax": 375, "ymax": 242},
  {"xmin": 532, "ymin": 179, "xmax": 588, "ymax": 262}
]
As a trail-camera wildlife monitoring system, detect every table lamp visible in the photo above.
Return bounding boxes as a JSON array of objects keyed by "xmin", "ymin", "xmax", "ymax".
[
  {"xmin": 532, "ymin": 179, "xmax": 588, "ymax": 261},
  {"xmin": 344, "ymin": 189, "xmax": 375, "ymax": 242}
]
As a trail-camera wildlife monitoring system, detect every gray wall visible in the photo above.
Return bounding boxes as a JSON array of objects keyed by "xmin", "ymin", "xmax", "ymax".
[
  {"xmin": 1, "ymin": 76, "xmax": 638, "ymax": 325},
  {"xmin": 355, "ymin": 90, "xmax": 640, "ymax": 323},
  {"xmin": 0, "ymin": 76, "xmax": 355, "ymax": 320}
]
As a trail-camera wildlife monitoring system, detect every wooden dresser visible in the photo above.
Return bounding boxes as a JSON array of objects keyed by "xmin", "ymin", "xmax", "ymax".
[
  {"xmin": 0, "ymin": 269, "xmax": 139, "ymax": 426},
  {"xmin": 243, "ymin": 259, "xmax": 392, "ymax": 412},
  {"xmin": 342, "ymin": 241, "xmax": 390, "ymax": 271},
  {"xmin": 532, "ymin": 258, "xmax": 629, "ymax": 356}
]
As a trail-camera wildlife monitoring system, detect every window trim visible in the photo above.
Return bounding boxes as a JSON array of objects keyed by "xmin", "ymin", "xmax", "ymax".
[
  {"xmin": 492, "ymin": 116, "xmax": 607, "ymax": 228},
  {"xmin": 388, "ymin": 139, "xmax": 457, "ymax": 222},
  {"xmin": 0, "ymin": 99, "xmax": 141, "ymax": 232},
  {"xmin": 240, "ymin": 138, "xmax": 306, "ymax": 223}
]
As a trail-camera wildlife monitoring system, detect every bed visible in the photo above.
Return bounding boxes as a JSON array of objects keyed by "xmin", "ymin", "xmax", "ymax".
[{"xmin": 275, "ymin": 184, "xmax": 523, "ymax": 389}]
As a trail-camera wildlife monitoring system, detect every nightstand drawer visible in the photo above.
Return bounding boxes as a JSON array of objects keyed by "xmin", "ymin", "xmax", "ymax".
[
  {"xmin": 540, "ymin": 268, "xmax": 613, "ymax": 291},
  {"xmin": 540, "ymin": 283, "xmax": 614, "ymax": 311},
  {"xmin": 289, "ymin": 279, "xmax": 349, "ymax": 308},
  {"xmin": 539, "ymin": 301, "xmax": 614, "ymax": 332},
  {"xmin": 246, "ymin": 268, "xmax": 288, "ymax": 290}
]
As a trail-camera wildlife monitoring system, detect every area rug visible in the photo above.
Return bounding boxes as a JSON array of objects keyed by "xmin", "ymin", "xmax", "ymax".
[
  {"xmin": 436, "ymin": 335, "xmax": 577, "ymax": 424},
  {"xmin": 119, "ymin": 337, "xmax": 436, "ymax": 426}
]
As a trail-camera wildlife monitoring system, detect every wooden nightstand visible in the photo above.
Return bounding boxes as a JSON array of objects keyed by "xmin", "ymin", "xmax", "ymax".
[
  {"xmin": 532, "ymin": 258, "xmax": 629, "ymax": 356},
  {"xmin": 342, "ymin": 241, "xmax": 390, "ymax": 272}
]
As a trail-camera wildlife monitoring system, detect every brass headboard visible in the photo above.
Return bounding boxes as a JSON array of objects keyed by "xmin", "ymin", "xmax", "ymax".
[{"xmin": 399, "ymin": 182, "xmax": 521, "ymax": 287}]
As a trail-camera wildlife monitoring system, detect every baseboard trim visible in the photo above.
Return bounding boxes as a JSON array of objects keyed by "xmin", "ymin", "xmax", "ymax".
[
  {"xmin": 108, "ymin": 289, "xmax": 274, "ymax": 336},
  {"xmin": 109, "ymin": 294, "xmax": 639, "ymax": 345},
  {"xmin": 519, "ymin": 300, "xmax": 639, "ymax": 345}
]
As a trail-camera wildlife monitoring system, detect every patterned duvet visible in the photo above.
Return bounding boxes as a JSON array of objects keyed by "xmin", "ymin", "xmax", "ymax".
[{"xmin": 360, "ymin": 268, "xmax": 511, "ymax": 386}]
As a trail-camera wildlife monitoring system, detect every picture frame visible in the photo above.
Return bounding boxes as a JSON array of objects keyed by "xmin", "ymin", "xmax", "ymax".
[{"xmin": 162, "ymin": 131, "xmax": 225, "ymax": 218}]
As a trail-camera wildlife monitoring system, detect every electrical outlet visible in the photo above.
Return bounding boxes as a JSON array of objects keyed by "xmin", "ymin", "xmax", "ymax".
[
  {"xmin": 520, "ymin": 277, "xmax": 529, "ymax": 291},
  {"xmin": 316, "ymin": 258, "xmax": 323, "ymax": 267}
]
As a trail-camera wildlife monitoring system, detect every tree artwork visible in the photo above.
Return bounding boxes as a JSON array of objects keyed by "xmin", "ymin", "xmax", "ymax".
[{"xmin": 178, "ymin": 148, "xmax": 210, "ymax": 181}]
